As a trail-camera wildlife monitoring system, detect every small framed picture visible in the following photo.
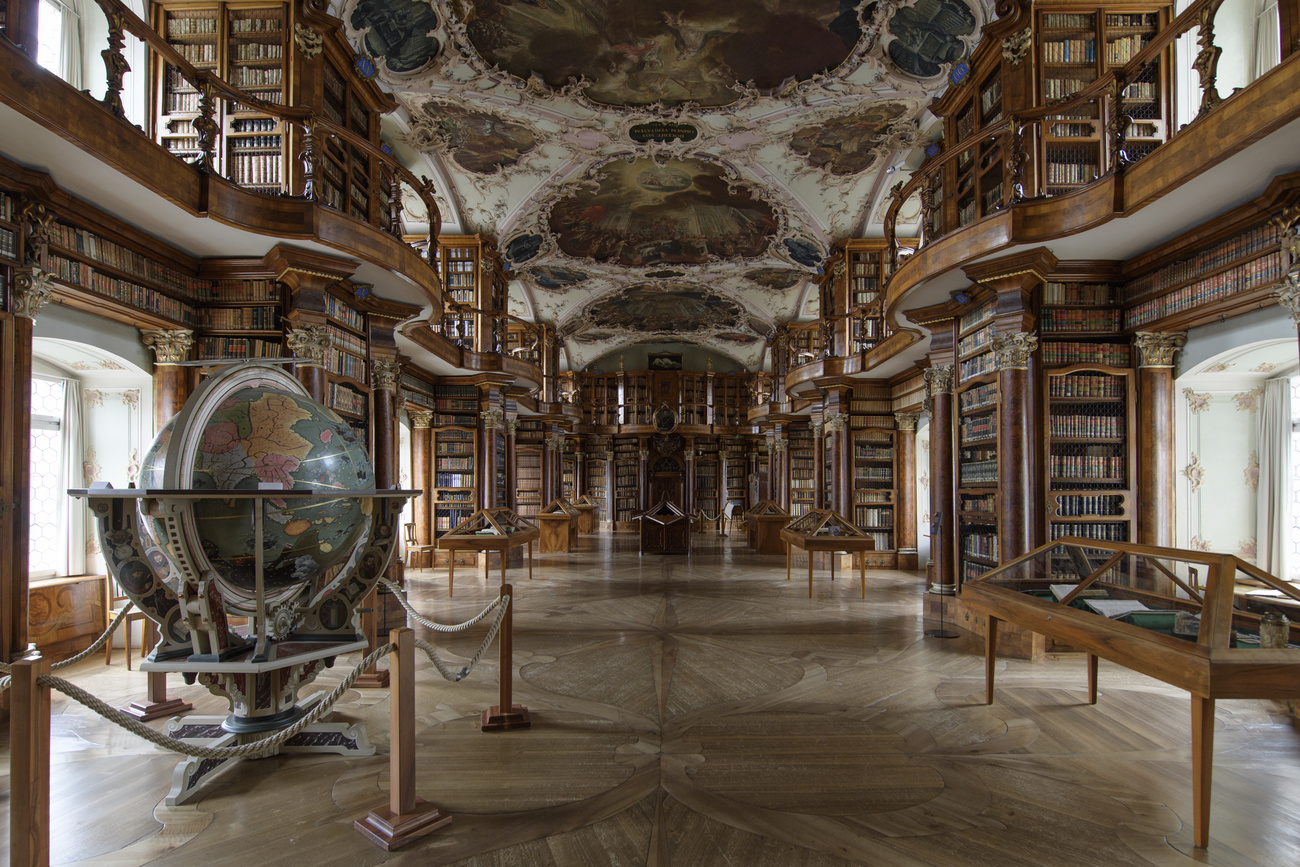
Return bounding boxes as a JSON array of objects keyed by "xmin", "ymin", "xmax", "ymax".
[{"xmin": 648, "ymin": 352, "xmax": 682, "ymax": 370}]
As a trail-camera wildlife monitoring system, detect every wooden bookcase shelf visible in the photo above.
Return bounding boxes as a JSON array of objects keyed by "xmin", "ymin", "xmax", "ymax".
[
  {"xmin": 431, "ymin": 236, "xmax": 507, "ymax": 353},
  {"xmin": 1040, "ymin": 280, "xmax": 1130, "ymax": 367},
  {"xmin": 613, "ymin": 437, "xmax": 639, "ymax": 524},
  {"xmin": 432, "ymin": 423, "xmax": 476, "ymax": 537},
  {"xmin": 850, "ymin": 382, "xmax": 895, "ymax": 555},
  {"xmin": 956, "ymin": 298, "xmax": 1000, "ymax": 583}
]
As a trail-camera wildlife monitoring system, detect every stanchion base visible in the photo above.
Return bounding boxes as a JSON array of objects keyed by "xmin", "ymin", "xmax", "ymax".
[
  {"xmin": 354, "ymin": 798, "xmax": 452, "ymax": 851},
  {"xmin": 354, "ymin": 669, "xmax": 391, "ymax": 689},
  {"xmin": 122, "ymin": 697, "xmax": 193, "ymax": 722},
  {"xmin": 481, "ymin": 704, "xmax": 531, "ymax": 732},
  {"xmin": 924, "ymin": 629, "xmax": 960, "ymax": 639}
]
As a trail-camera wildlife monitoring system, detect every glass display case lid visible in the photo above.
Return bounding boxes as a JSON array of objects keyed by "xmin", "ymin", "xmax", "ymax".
[
  {"xmin": 782, "ymin": 509, "xmax": 867, "ymax": 538},
  {"xmin": 442, "ymin": 507, "xmax": 537, "ymax": 537}
]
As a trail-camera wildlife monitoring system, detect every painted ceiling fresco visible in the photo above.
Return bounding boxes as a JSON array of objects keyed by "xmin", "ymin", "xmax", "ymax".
[{"xmin": 342, "ymin": 0, "xmax": 996, "ymax": 369}]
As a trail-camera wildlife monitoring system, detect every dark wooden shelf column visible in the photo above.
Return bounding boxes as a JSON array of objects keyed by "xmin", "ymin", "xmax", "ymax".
[
  {"xmin": 1134, "ymin": 331, "xmax": 1186, "ymax": 547},
  {"xmin": 356, "ymin": 356, "xmax": 401, "ymax": 690},
  {"xmin": 812, "ymin": 419, "xmax": 826, "ymax": 511},
  {"xmin": 991, "ymin": 331, "xmax": 1041, "ymax": 563},
  {"xmin": 895, "ymin": 411, "xmax": 920, "ymax": 570},
  {"xmin": 925, "ymin": 365, "xmax": 957, "ymax": 590},
  {"xmin": 410, "ymin": 410, "xmax": 433, "ymax": 551}
]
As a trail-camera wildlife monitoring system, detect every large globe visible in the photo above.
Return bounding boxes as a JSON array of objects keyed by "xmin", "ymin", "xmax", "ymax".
[{"xmin": 139, "ymin": 374, "xmax": 373, "ymax": 613}]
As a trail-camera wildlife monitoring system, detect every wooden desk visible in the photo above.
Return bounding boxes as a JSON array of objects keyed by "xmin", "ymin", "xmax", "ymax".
[
  {"xmin": 779, "ymin": 509, "xmax": 876, "ymax": 598},
  {"xmin": 436, "ymin": 508, "xmax": 539, "ymax": 596}
]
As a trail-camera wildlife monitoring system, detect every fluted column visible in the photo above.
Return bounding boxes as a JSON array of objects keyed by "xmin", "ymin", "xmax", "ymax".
[
  {"xmin": 604, "ymin": 449, "xmax": 616, "ymax": 524},
  {"xmin": 410, "ymin": 411, "xmax": 433, "ymax": 549},
  {"xmin": 992, "ymin": 332, "xmax": 1040, "ymax": 562},
  {"xmin": 895, "ymin": 412, "xmax": 920, "ymax": 570},
  {"xmin": 772, "ymin": 434, "xmax": 789, "ymax": 511},
  {"xmin": 925, "ymin": 366, "xmax": 957, "ymax": 591},
  {"xmin": 480, "ymin": 408, "xmax": 503, "ymax": 509},
  {"xmin": 683, "ymin": 448, "xmax": 696, "ymax": 515},
  {"xmin": 638, "ymin": 445, "xmax": 650, "ymax": 511},
  {"xmin": 1135, "ymin": 332, "xmax": 1187, "ymax": 546},
  {"xmin": 285, "ymin": 324, "xmax": 329, "ymax": 402}
]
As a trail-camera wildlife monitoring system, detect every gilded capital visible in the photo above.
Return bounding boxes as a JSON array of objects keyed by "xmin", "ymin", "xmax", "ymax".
[
  {"xmin": 505, "ymin": 418, "xmax": 519, "ymax": 436},
  {"xmin": 140, "ymin": 328, "xmax": 194, "ymax": 364},
  {"xmin": 410, "ymin": 410, "xmax": 434, "ymax": 429},
  {"xmin": 1134, "ymin": 331, "xmax": 1187, "ymax": 368},
  {"xmin": 895, "ymin": 411, "xmax": 920, "ymax": 431},
  {"xmin": 371, "ymin": 359, "xmax": 401, "ymax": 392},
  {"xmin": 824, "ymin": 412, "xmax": 847, "ymax": 433},
  {"xmin": 545, "ymin": 433, "xmax": 566, "ymax": 451},
  {"xmin": 924, "ymin": 365, "xmax": 954, "ymax": 396},
  {"xmin": 772, "ymin": 436, "xmax": 788, "ymax": 453},
  {"xmin": 285, "ymin": 324, "xmax": 329, "ymax": 365},
  {"xmin": 12, "ymin": 267, "xmax": 55, "ymax": 320},
  {"xmin": 992, "ymin": 332, "xmax": 1038, "ymax": 370},
  {"xmin": 480, "ymin": 408, "xmax": 503, "ymax": 429}
]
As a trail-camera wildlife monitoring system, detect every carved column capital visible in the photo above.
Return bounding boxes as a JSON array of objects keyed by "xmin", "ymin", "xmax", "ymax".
[
  {"xmin": 1278, "ymin": 280, "xmax": 1300, "ymax": 323},
  {"xmin": 924, "ymin": 365, "xmax": 954, "ymax": 396},
  {"xmin": 545, "ymin": 433, "xmax": 565, "ymax": 451},
  {"xmin": 772, "ymin": 436, "xmax": 789, "ymax": 453},
  {"xmin": 480, "ymin": 409, "xmax": 503, "ymax": 430},
  {"xmin": 895, "ymin": 411, "xmax": 920, "ymax": 431},
  {"xmin": 285, "ymin": 324, "xmax": 329, "ymax": 366},
  {"xmin": 811, "ymin": 421, "xmax": 825, "ymax": 439},
  {"xmin": 505, "ymin": 418, "xmax": 519, "ymax": 436},
  {"xmin": 140, "ymin": 328, "xmax": 194, "ymax": 364},
  {"xmin": 684, "ymin": 449, "xmax": 696, "ymax": 460},
  {"xmin": 410, "ymin": 410, "xmax": 434, "ymax": 429},
  {"xmin": 12, "ymin": 267, "xmax": 55, "ymax": 320},
  {"xmin": 370, "ymin": 358, "xmax": 401, "ymax": 392},
  {"xmin": 824, "ymin": 412, "xmax": 847, "ymax": 433},
  {"xmin": 1134, "ymin": 331, "xmax": 1187, "ymax": 368},
  {"xmin": 992, "ymin": 332, "xmax": 1039, "ymax": 370},
  {"xmin": 604, "ymin": 450, "xmax": 615, "ymax": 462},
  {"xmin": 638, "ymin": 449, "xmax": 649, "ymax": 461}
]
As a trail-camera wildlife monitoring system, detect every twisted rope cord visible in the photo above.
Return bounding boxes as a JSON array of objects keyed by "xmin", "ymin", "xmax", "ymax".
[
  {"xmin": 413, "ymin": 594, "xmax": 510, "ymax": 682},
  {"xmin": 0, "ymin": 603, "xmax": 139, "ymax": 692},
  {"xmin": 35, "ymin": 641, "xmax": 393, "ymax": 760},
  {"xmin": 378, "ymin": 576, "xmax": 506, "ymax": 633}
]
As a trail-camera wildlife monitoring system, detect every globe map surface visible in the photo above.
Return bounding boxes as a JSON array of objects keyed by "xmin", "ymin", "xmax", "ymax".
[{"xmin": 139, "ymin": 386, "xmax": 373, "ymax": 609}]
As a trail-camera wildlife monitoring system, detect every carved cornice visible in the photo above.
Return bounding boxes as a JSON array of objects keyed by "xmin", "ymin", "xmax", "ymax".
[
  {"xmin": 285, "ymin": 324, "xmax": 330, "ymax": 364},
  {"xmin": 370, "ymin": 359, "xmax": 401, "ymax": 392},
  {"xmin": 12, "ymin": 267, "xmax": 54, "ymax": 319},
  {"xmin": 895, "ymin": 412, "xmax": 920, "ymax": 431},
  {"xmin": 481, "ymin": 409, "xmax": 504, "ymax": 429},
  {"xmin": 293, "ymin": 23, "xmax": 323, "ymax": 59},
  {"xmin": 140, "ymin": 329, "xmax": 194, "ymax": 364},
  {"xmin": 410, "ymin": 410, "xmax": 434, "ymax": 429},
  {"xmin": 924, "ymin": 365, "xmax": 954, "ymax": 396},
  {"xmin": 992, "ymin": 332, "xmax": 1039, "ymax": 370},
  {"xmin": 1134, "ymin": 331, "xmax": 1187, "ymax": 368}
]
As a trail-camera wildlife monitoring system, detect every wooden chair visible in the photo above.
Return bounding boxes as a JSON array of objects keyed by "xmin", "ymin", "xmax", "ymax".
[
  {"xmin": 404, "ymin": 522, "xmax": 433, "ymax": 571},
  {"xmin": 721, "ymin": 502, "xmax": 742, "ymax": 536},
  {"xmin": 104, "ymin": 576, "xmax": 147, "ymax": 670}
]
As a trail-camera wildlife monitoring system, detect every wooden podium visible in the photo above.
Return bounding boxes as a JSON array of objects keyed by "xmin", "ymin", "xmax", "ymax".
[
  {"xmin": 637, "ymin": 498, "xmax": 691, "ymax": 555},
  {"xmin": 571, "ymin": 494, "xmax": 599, "ymax": 534},
  {"xmin": 536, "ymin": 498, "xmax": 580, "ymax": 553}
]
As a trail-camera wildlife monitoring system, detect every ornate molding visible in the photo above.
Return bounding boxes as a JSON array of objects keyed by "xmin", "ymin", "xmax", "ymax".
[
  {"xmin": 772, "ymin": 437, "xmax": 788, "ymax": 453},
  {"xmin": 140, "ymin": 329, "xmax": 194, "ymax": 365},
  {"xmin": 924, "ymin": 365, "xmax": 954, "ymax": 396},
  {"xmin": 992, "ymin": 332, "xmax": 1039, "ymax": 370},
  {"xmin": 506, "ymin": 418, "xmax": 519, "ymax": 436},
  {"xmin": 370, "ymin": 359, "xmax": 401, "ymax": 392},
  {"xmin": 1001, "ymin": 26, "xmax": 1032, "ymax": 66},
  {"xmin": 410, "ymin": 410, "xmax": 434, "ymax": 429},
  {"xmin": 480, "ymin": 409, "xmax": 503, "ymax": 429},
  {"xmin": 684, "ymin": 449, "xmax": 696, "ymax": 460},
  {"xmin": 638, "ymin": 449, "xmax": 650, "ymax": 461},
  {"xmin": 825, "ymin": 412, "xmax": 847, "ymax": 433},
  {"xmin": 12, "ymin": 267, "xmax": 55, "ymax": 320},
  {"xmin": 545, "ymin": 433, "xmax": 566, "ymax": 451},
  {"xmin": 811, "ymin": 421, "xmax": 825, "ymax": 438},
  {"xmin": 895, "ymin": 412, "xmax": 920, "ymax": 431},
  {"xmin": 293, "ymin": 23, "xmax": 323, "ymax": 59},
  {"xmin": 1275, "ymin": 206, "xmax": 1300, "ymax": 321},
  {"xmin": 1134, "ymin": 331, "xmax": 1187, "ymax": 368},
  {"xmin": 604, "ymin": 450, "xmax": 616, "ymax": 462},
  {"xmin": 285, "ymin": 324, "xmax": 330, "ymax": 365}
]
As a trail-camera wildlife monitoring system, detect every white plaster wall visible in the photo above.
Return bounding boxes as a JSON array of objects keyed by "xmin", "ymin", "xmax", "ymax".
[
  {"xmin": 1176, "ymin": 383, "xmax": 1261, "ymax": 559},
  {"xmin": 916, "ymin": 417, "xmax": 931, "ymax": 566}
]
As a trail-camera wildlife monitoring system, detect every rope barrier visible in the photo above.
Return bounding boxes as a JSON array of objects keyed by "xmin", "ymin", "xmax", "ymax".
[
  {"xmin": 377, "ymin": 577, "xmax": 511, "ymax": 681},
  {"xmin": 0, "ymin": 602, "xmax": 139, "ymax": 693}
]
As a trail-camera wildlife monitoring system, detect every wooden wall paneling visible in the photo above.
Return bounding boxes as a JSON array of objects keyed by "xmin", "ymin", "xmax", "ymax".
[{"xmin": 1, "ymin": 304, "xmax": 32, "ymax": 663}]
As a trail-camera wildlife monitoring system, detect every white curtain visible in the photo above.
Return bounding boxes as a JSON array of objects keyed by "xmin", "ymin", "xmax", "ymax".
[
  {"xmin": 58, "ymin": 0, "xmax": 83, "ymax": 91},
  {"xmin": 62, "ymin": 377, "xmax": 86, "ymax": 575},
  {"xmin": 1254, "ymin": 0, "xmax": 1281, "ymax": 80},
  {"xmin": 1255, "ymin": 378, "xmax": 1290, "ymax": 576}
]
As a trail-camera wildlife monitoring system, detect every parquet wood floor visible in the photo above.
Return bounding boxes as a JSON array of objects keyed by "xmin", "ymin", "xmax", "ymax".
[{"xmin": 3, "ymin": 532, "xmax": 1299, "ymax": 865}]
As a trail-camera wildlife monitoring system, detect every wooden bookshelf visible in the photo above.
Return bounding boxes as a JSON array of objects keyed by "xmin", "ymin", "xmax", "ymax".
[
  {"xmin": 514, "ymin": 444, "xmax": 542, "ymax": 518},
  {"xmin": 1039, "ymin": 280, "xmax": 1131, "ymax": 367},
  {"xmin": 850, "ymin": 382, "xmax": 895, "ymax": 555},
  {"xmin": 613, "ymin": 437, "xmax": 640, "ymax": 525},
  {"xmin": 0, "ymin": 189, "xmax": 17, "ymax": 265},
  {"xmin": 723, "ymin": 443, "xmax": 747, "ymax": 514},
  {"xmin": 1043, "ymin": 366, "xmax": 1135, "ymax": 544},
  {"xmin": 431, "ymin": 236, "xmax": 508, "ymax": 353},
  {"xmin": 432, "ymin": 424, "xmax": 476, "ymax": 540},
  {"xmin": 693, "ymin": 439, "xmax": 719, "ymax": 518},
  {"xmin": 585, "ymin": 450, "xmax": 608, "ymax": 522},
  {"xmin": 956, "ymin": 297, "xmax": 999, "ymax": 583},
  {"xmin": 194, "ymin": 275, "xmax": 283, "ymax": 361},
  {"xmin": 788, "ymin": 424, "xmax": 815, "ymax": 517}
]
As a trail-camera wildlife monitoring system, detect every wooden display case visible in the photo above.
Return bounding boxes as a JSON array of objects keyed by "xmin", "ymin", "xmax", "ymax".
[
  {"xmin": 744, "ymin": 499, "xmax": 790, "ymax": 555},
  {"xmin": 962, "ymin": 537, "xmax": 1300, "ymax": 849},
  {"xmin": 779, "ymin": 509, "xmax": 875, "ymax": 598},
  {"xmin": 571, "ymin": 494, "xmax": 599, "ymax": 534},
  {"xmin": 638, "ymin": 498, "xmax": 691, "ymax": 555},
  {"xmin": 536, "ymin": 498, "xmax": 579, "ymax": 553},
  {"xmin": 435, "ymin": 507, "xmax": 537, "ymax": 596}
]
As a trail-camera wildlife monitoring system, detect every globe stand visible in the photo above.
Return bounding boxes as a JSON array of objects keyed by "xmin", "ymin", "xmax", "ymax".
[{"xmin": 162, "ymin": 691, "xmax": 375, "ymax": 806}]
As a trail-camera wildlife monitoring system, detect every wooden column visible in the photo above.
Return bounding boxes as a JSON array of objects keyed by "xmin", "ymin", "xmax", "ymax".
[
  {"xmin": 543, "ymin": 431, "xmax": 564, "ymax": 503},
  {"xmin": 128, "ymin": 329, "xmax": 197, "ymax": 720},
  {"xmin": 637, "ymin": 442, "xmax": 650, "ymax": 511},
  {"xmin": 925, "ymin": 365, "xmax": 957, "ymax": 591},
  {"xmin": 812, "ymin": 420, "xmax": 826, "ymax": 511},
  {"xmin": 479, "ymin": 406, "xmax": 503, "ymax": 510},
  {"xmin": 3, "ymin": 268, "xmax": 51, "ymax": 664},
  {"xmin": 505, "ymin": 418, "xmax": 518, "ymax": 511},
  {"xmin": 285, "ymin": 323, "xmax": 329, "ymax": 403},
  {"xmin": 356, "ymin": 358, "xmax": 401, "ymax": 690},
  {"xmin": 1135, "ymin": 332, "xmax": 1186, "ymax": 547},
  {"xmin": 895, "ymin": 412, "xmax": 920, "ymax": 570},
  {"xmin": 410, "ymin": 411, "xmax": 434, "ymax": 549},
  {"xmin": 604, "ymin": 449, "xmax": 616, "ymax": 525},
  {"xmin": 772, "ymin": 429, "xmax": 789, "ymax": 511},
  {"xmin": 819, "ymin": 382, "xmax": 854, "ymax": 521},
  {"xmin": 683, "ymin": 444, "xmax": 696, "ymax": 516},
  {"xmin": 992, "ymin": 332, "xmax": 1041, "ymax": 562},
  {"xmin": 575, "ymin": 447, "xmax": 585, "ymax": 497}
]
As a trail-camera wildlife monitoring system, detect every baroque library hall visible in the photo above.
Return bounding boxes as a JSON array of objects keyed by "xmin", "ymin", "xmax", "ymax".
[{"xmin": 3, "ymin": 0, "xmax": 1300, "ymax": 863}]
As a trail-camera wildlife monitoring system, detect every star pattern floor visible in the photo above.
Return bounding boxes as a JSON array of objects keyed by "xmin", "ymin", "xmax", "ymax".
[{"xmin": 3, "ymin": 531, "xmax": 1300, "ymax": 866}]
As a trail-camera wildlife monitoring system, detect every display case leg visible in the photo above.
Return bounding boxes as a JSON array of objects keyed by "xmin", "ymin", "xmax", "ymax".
[
  {"xmin": 1086, "ymin": 653, "xmax": 1099, "ymax": 705},
  {"xmin": 1191, "ymin": 695, "xmax": 1215, "ymax": 848},
  {"xmin": 984, "ymin": 616, "xmax": 998, "ymax": 705}
]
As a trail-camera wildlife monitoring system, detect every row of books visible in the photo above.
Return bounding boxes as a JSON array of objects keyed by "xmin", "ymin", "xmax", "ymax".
[
  {"xmin": 854, "ymin": 467, "xmax": 893, "ymax": 481},
  {"xmin": 1041, "ymin": 308, "xmax": 1120, "ymax": 332},
  {"xmin": 1053, "ymin": 494, "xmax": 1126, "ymax": 517},
  {"xmin": 233, "ymin": 43, "xmax": 283, "ymax": 61},
  {"xmin": 232, "ymin": 66, "xmax": 281, "ymax": 88},
  {"xmin": 229, "ymin": 15, "xmax": 282, "ymax": 34},
  {"xmin": 198, "ymin": 305, "xmax": 278, "ymax": 329},
  {"xmin": 325, "ymin": 348, "xmax": 367, "ymax": 381},
  {"xmin": 196, "ymin": 336, "xmax": 281, "ymax": 358},
  {"xmin": 1046, "ymin": 161, "xmax": 1099, "ymax": 185},
  {"xmin": 854, "ymin": 508, "xmax": 893, "ymax": 528},
  {"xmin": 960, "ymin": 460, "xmax": 998, "ymax": 485},
  {"xmin": 165, "ymin": 15, "xmax": 217, "ymax": 37},
  {"xmin": 962, "ymin": 532, "xmax": 999, "ymax": 561},
  {"xmin": 174, "ymin": 43, "xmax": 217, "ymax": 63},
  {"xmin": 1049, "ymin": 454, "xmax": 1125, "ymax": 480},
  {"xmin": 854, "ymin": 444, "xmax": 893, "ymax": 460},
  {"xmin": 1043, "ymin": 282, "xmax": 1116, "ymax": 306},
  {"xmin": 435, "ymin": 441, "xmax": 474, "ymax": 455},
  {"xmin": 1043, "ymin": 78, "xmax": 1094, "ymax": 99},
  {"xmin": 1105, "ymin": 35, "xmax": 1150, "ymax": 65},
  {"xmin": 328, "ymin": 383, "xmax": 367, "ymax": 417},
  {"xmin": 981, "ymin": 77, "xmax": 1002, "ymax": 115},
  {"xmin": 960, "ymin": 382, "xmax": 997, "ymax": 412},
  {"xmin": 1049, "ymin": 522, "xmax": 1130, "ymax": 541},
  {"xmin": 961, "ymin": 415, "xmax": 996, "ymax": 443},
  {"xmin": 1043, "ymin": 39, "xmax": 1096, "ymax": 63},
  {"xmin": 0, "ymin": 226, "xmax": 15, "ymax": 260},
  {"xmin": 53, "ymin": 223, "xmax": 211, "ymax": 298},
  {"xmin": 434, "ymin": 472, "xmax": 474, "ymax": 488},
  {"xmin": 229, "ymin": 152, "xmax": 282, "ymax": 188},
  {"xmin": 1124, "ymin": 251, "xmax": 1283, "ymax": 328},
  {"xmin": 1050, "ymin": 414, "xmax": 1124, "ymax": 438},
  {"xmin": 327, "ymin": 324, "xmax": 366, "ymax": 357},
  {"xmin": 850, "ymin": 398, "xmax": 891, "ymax": 412},
  {"xmin": 436, "ymin": 457, "xmax": 473, "ymax": 471},
  {"xmin": 961, "ymin": 494, "xmax": 996, "ymax": 513},
  {"xmin": 50, "ymin": 254, "xmax": 198, "ymax": 324},
  {"xmin": 1049, "ymin": 373, "xmax": 1125, "ymax": 398},
  {"xmin": 1041, "ymin": 341, "xmax": 1131, "ymax": 367},
  {"xmin": 960, "ymin": 353, "xmax": 996, "ymax": 382},
  {"xmin": 964, "ymin": 562, "xmax": 995, "ymax": 581},
  {"xmin": 1042, "ymin": 13, "xmax": 1095, "ymax": 29},
  {"xmin": 959, "ymin": 323, "xmax": 994, "ymax": 356},
  {"xmin": 1124, "ymin": 223, "xmax": 1280, "ymax": 298}
]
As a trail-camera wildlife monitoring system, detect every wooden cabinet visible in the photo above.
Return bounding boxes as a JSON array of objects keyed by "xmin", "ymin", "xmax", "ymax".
[
  {"xmin": 432, "ymin": 419, "xmax": 476, "ymax": 541},
  {"xmin": 195, "ymin": 272, "xmax": 283, "ymax": 361},
  {"xmin": 956, "ymin": 299, "xmax": 999, "ymax": 583},
  {"xmin": 850, "ymin": 383, "xmax": 896, "ymax": 555},
  {"xmin": 432, "ymin": 235, "xmax": 508, "ymax": 354}
]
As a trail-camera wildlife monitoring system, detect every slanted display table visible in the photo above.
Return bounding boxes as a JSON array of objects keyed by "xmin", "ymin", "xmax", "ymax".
[
  {"xmin": 536, "ymin": 498, "xmax": 580, "ymax": 552},
  {"xmin": 571, "ymin": 494, "xmax": 599, "ymax": 534},
  {"xmin": 638, "ymin": 499, "xmax": 691, "ymax": 555},
  {"xmin": 780, "ymin": 509, "xmax": 875, "ymax": 598},
  {"xmin": 436, "ymin": 508, "xmax": 537, "ymax": 596},
  {"xmin": 962, "ymin": 538, "xmax": 1300, "ymax": 849},
  {"xmin": 745, "ymin": 499, "xmax": 790, "ymax": 554}
]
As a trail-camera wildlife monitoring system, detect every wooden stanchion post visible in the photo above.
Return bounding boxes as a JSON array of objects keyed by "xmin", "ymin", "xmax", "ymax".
[
  {"xmin": 11, "ymin": 649, "xmax": 51, "ymax": 867},
  {"xmin": 355, "ymin": 628, "xmax": 451, "ymax": 850},
  {"xmin": 481, "ymin": 584, "xmax": 530, "ymax": 731}
]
